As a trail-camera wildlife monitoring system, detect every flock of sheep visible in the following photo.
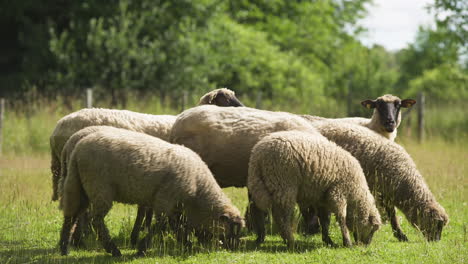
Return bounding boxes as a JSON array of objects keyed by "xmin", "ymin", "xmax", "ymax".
[{"xmin": 50, "ymin": 88, "xmax": 449, "ymax": 257}]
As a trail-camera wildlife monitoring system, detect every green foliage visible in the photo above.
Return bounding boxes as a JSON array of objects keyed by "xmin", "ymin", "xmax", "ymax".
[
  {"xmin": 429, "ymin": 0, "xmax": 467, "ymax": 58},
  {"xmin": 406, "ymin": 63, "xmax": 468, "ymax": 101},
  {"xmin": 395, "ymin": 26, "xmax": 462, "ymax": 94},
  {"xmin": 198, "ymin": 16, "xmax": 325, "ymax": 104}
]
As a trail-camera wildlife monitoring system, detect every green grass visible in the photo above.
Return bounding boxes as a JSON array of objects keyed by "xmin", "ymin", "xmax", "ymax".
[{"xmin": 0, "ymin": 138, "xmax": 466, "ymax": 263}]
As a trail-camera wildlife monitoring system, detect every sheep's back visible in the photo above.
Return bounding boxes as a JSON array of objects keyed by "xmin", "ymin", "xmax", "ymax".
[
  {"xmin": 72, "ymin": 129, "xmax": 208, "ymax": 206},
  {"xmin": 171, "ymin": 105, "xmax": 318, "ymax": 187},
  {"xmin": 51, "ymin": 108, "xmax": 176, "ymax": 156}
]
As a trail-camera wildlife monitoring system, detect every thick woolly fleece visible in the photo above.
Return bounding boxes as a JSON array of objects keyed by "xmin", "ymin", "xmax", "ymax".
[
  {"xmin": 50, "ymin": 109, "xmax": 176, "ymax": 201},
  {"xmin": 57, "ymin": 126, "xmax": 121, "ymax": 204},
  {"xmin": 248, "ymin": 130, "xmax": 381, "ymax": 246},
  {"xmin": 311, "ymin": 120, "xmax": 449, "ymax": 240},
  {"xmin": 61, "ymin": 128, "xmax": 242, "ymax": 230},
  {"xmin": 170, "ymin": 105, "xmax": 318, "ymax": 188}
]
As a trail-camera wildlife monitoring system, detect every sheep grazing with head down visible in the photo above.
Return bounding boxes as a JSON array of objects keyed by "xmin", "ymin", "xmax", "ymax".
[
  {"xmin": 198, "ymin": 88, "xmax": 244, "ymax": 107},
  {"xmin": 59, "ymin": 128, "xmax": 244, "ymax": 257},
  {"xmin": 170, "ymin": 105, "xmax": 320, "ymax": 233},
  {"xmin": 248, "ymin": 130, "xmax": 381, "ymax": 248},
  {"xmin": 50, "ymin": 88, "xmax": 244, "ymax": 202},
  {"xmin": 50, "ymin": 88, "xmax": 245, "ymax": 246},
  {"xmin": 301, "ymin": 94, "xmax": 416, "ymax": 141},
  {"xmin": 311, "ymin": 120, "xmax": 448, "ymax": 242}
]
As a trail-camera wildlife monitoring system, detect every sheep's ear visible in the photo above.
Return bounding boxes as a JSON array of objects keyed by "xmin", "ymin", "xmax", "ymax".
[
  {"xmin": 401, "ymin": 99, "xmax": 416, "ymax": 108},
  {"xmin": 361, "ymin": 99, "xmax": 376, "ymax": 109}
]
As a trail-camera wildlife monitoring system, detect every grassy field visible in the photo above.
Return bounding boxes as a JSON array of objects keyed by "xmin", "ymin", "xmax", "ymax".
[{"xmin": 0, "ymin": 138, "xmax": 466, "ymax": 264}]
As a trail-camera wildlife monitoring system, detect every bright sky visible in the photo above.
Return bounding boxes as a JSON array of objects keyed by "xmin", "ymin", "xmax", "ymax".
[{"xmin": 359, "ymin": 0, "xmax": 435, "ymax": 51}]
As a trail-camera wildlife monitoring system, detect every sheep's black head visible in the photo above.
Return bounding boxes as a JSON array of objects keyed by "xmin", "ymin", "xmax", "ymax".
[
  {"xmin": 411, "ymin": 200, "xmax": 449, "ymax": 242},
  {"xmin": 361, "ymin": 95, "xmax": 416, "ymax": 133},
  {"xmin": 196, "ymin": 207, "xmax": 245, "ymax": 249},
  {"xmin": 218, "ymin": 213, "xmax": 245, "ymax": 249},
  {"xmin": 199, "ymin": 88, "xmax": 245, "ymax": 107}
]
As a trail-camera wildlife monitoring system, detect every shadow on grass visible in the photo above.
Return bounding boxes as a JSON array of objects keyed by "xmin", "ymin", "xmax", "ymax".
[{"xmin": 0, "ymin": 228, "xmax": 349, "ymax": 263}]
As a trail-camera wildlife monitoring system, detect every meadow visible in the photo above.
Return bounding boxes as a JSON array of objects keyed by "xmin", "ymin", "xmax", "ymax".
[{"xmin": 0, "ymin": 97, "xmax": 467, "ymax": 263}]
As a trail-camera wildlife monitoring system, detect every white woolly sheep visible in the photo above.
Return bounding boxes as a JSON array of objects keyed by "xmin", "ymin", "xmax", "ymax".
[
  {"xmin": 248, "ymin": 130, "xmax": 381, "ymax": 248},
  {"xmin": 51, "ymin": 88, "xmax": 245, "ymax": 202},
  {"xmin": 198, "ymin": 88, "xmax": 244, "ymax": 107},
  {"xmin": 310, "ymin": 120, "xmax": 448, "ymax": 242},
  {"xmin": 170, "ymin": 105, "xmax": 319, "ymax": 188},
  {"xmin": 301, "ymin": 94, "xmax": 416, "ymax": 141},
  {"xmin": 50, "ymin": 109, "xmax": 176, "ymax": 201},
  {"xmin": 50, "ymin": 89, "xmax": 245, "ymax": 246},
  {"xmin": 59, "ymin": 128, "xmax": 244, "ymax": 257}
]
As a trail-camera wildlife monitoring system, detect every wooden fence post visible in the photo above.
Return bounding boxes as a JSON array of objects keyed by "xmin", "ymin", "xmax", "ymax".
[
  {"xmin": 417, "ymin": 92, "xmax": 425, "ymax": 143},
  {"xmin": 0, "ymin": 98, "xmax": 5, "ymax": 154},
  {"xmin": 86, "ymin": 88, "xmax": 93, "ymax": 108},
  {"xmin": 256, "ymin": 91, "xmax": 263, "ymax": 109}
]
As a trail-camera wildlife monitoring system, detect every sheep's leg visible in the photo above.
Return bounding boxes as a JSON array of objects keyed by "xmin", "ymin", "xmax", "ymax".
[
  {"xmin": 60, "ymin": 215, "xmax": 78, "ymax": 256},
  {"xmin": 317, "ymin": 207, "xmax": 335, "ymax": 247},
  {"xmin": 50, "ymin": 152, "xmax": 61, "ymax": 201},
  {"xmin": 250, "ymin": 201, "xmax": 268, "ymax": 245},
  {"xmin": 244, "ymin": 193, "xmax": 256, "ymax": 232},
  {"xmin": 70, "ymin": 210, "xmax": 92, "ymax": 248},
  {"xmin": 386, "ymin": 205, "xmax": 408, "ymax": 242},
  {"xmin": 272, "ymin": 202, "xmax": 295, "ymax": 250},
  {"xmin": 130, "ymin": 206, "xmax": 147, "ymax": 248},
  {"xmin": 335, "ymin": 205, "xmax": 352, "ymax": 247},
  {"xmin": 144, "ymin": 208, "xmax": 153, "ymax": 231},
  {"xmin": 92, "ymin": 214, "xmax": 122, "ymax": 257},
  {"xmin": 299, "ymin": 205, "xmax": 320, "ymax": 235},
  {"xmin": 137, "ymin": 194, "xmax": 176, "ymax": 256},
  {"xmin": 328, "ymin": 190, "xmax": 352, "ymax": 247}
]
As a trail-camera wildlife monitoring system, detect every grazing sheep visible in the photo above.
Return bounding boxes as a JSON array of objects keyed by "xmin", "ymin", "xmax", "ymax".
[
  {"xmin": 51, "ymin": 88, "xmax": 246, "ymax": 202},
  {"xmin": 198, "ymin": 88, "xmax": 244, "ymax": 107},
  {"xmin": 298, "ymin": 95, "xmax": 415, "ymax": 235},
  {"xmin": 170, "ymin": 106, "xmax": 320, "ymax": 234},
  {"xmin": 59, "ymin": 128, "xmax": 244, "ymax": 257},
  {"xmin": 170, "ymin": 105, "xmax": 318, "ymax": 188},
  {"xmin": 311, "ymin": 120, "xmax": 448, "ymax": 241},
  {"xmin": 50, "ymin": 89, "xmax": 246, "ymax": 246},
  {"xmin": 301, "ymin": 94, "xmax": 416, "ymax": 141},
  {"xmin": 248, "ymin": 130, "xmax": 381, "ymax": 248}
]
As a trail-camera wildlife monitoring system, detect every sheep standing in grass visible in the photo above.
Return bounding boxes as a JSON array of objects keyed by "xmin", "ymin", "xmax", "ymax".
[
  {"xmin": 301, "ymin": 94, "xmax": 416, "ymax": 141},
  {"xmin": 311, "ymin": 121, "xmax": 448, "ymax": 241},
  {"xmin": 170, "ymin": 105, "xmax": 320, "ymax": 233},
  {"xmin": 299, "ymin": 94, "xmax": 415, "ymax": 234},
  {"xmin": 50, "ymin": 89, "xmax": 245, "ymax": 246},
  {"xmin": 59, "ymin": 128, "xmax": 244, "ymax": 257},
  {"xmin": 248, "ymin": 130, "xmax": 381, "ymax": 248}
]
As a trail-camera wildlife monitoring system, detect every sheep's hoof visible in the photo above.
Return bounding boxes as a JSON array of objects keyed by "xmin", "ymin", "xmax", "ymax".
[
  {"xmin": 255, "ymin": 236, "xmax": 265, "ymax": 246},
  {"xmin": 323, "ymin": 238, "xmax": 336, "ymax": 247},
  {"xmin": 111, "ymin": 248, "xmax": 122, "ymax": 257},
  {"xmin": 396, "ymin": 233, "xmax": 409, "ymax": 242}
]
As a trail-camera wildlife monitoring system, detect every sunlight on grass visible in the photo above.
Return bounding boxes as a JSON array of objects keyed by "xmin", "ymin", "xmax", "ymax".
[{"xmin": 0, "ymin": 138, "xmax": 467, "ymax": 263}]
